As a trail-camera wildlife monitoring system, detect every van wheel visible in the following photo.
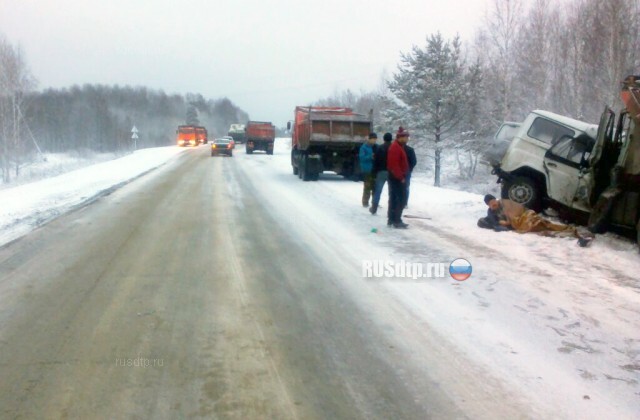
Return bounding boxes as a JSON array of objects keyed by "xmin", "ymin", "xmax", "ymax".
[{"xmin": 504, "ymin": 177, "xmax": 541, "ymax": 211}]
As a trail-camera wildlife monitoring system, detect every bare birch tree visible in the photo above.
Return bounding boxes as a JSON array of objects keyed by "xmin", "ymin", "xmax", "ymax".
[
  {"xmin": 0, "ymin": 36, "xmax": 36, "ymax": 182},
  {"xmin": 483, "ymin": 0, "xmax": 524, "ymax": 121}
]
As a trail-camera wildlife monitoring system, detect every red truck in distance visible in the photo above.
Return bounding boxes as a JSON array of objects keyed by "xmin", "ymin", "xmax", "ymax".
[
  {"xmin": 195, "ymin": 126, "xmax": 208, "ymax": 144},
  {"xmin": 245, "ymin": 121, "xmax": 275, "ymax": 155}
]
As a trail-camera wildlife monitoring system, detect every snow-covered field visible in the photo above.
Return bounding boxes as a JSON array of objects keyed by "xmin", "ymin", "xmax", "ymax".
[
  {"xmin": 0, "ymin": 150, "xmax": 128, "ymax": 190},
  {"xmin": 0, "ymin": 146, "xmax": 186, "ymax": 247},
  {"xmin": 1, "ymin": 138, "xmax": 638, "ymax": 418}
]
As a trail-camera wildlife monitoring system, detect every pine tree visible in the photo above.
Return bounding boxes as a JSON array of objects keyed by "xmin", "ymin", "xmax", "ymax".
[
  {"xmin": 185, "ymin": 104, "xmax": 199, "ymax": 126},
  {"xmin": 388, "ymin": 32, "xmax": 465, "ymax": 187}
]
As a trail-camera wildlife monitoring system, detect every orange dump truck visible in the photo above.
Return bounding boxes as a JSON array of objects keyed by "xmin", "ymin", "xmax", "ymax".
[
  {"xmin": 176, "ymin": 125, "xmax": 197, "ymax": 147},
  {"xmin": 245, "ymin": 121, "xmax": 275, "ymax": 155},
  {"xmin": 288, "ymin": 106, "xmax": 372, "ymax": 181},
  {"xmin": 195, "ymin": 126, "xmax": 208, "ymax": 144}
]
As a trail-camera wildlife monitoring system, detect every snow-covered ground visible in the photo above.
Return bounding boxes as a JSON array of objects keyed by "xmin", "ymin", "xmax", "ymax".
[
  {"xmin": 1, "ymin": 138, "xmax": 638, "ymax": 417},
  {"xmin": 413, "ymin": 148, "xmax": 502, "ymax": 196},
  {"xmin": 0, "ymin": 150, "xmax": 128, "ymax": 190},
  {"xmin": 0, "ymin": 146, "xmax": 186, "ymax": 247},
  {"xmin": 237, "ymin": 139, "xmax": 640, "ymax": 418}
]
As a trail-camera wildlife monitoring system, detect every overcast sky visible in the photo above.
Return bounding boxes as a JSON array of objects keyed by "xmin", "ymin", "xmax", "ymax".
[{"xmin": 0, "ymin": 0, "xmax": 491, "ymax": 126}]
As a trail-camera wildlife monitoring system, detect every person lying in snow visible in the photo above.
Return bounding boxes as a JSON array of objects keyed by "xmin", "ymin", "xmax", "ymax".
[
  {"xmin": 477, "ymin": 194, "xmax": 518, "ymax": 232},
  {"xmin": 478, "ymin": 194, "xmax": 594, "ymax": 246}
]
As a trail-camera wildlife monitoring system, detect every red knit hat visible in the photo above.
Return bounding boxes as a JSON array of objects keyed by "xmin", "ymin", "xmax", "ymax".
[{"xmin": 396, "ymin": 127, "xmax": 409, "ymax": 138}]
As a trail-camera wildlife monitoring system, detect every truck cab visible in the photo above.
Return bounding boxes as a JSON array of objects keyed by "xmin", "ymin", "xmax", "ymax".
[{"xmin": 176, "ymin": 125, "xmax": 197, "ymax": 147}]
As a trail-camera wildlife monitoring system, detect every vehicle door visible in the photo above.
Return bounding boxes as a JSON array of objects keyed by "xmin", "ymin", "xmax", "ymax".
[
  {"xmin": 587, "ymin": 108, "xmax": 617, "ymax": 205},
  {"xmin": 543, "ymin": 134, "xmax": 595, "ymax": 212}
]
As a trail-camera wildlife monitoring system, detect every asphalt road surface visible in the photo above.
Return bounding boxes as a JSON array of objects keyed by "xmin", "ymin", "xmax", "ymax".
[{"xmin": 0, "ymin": 147, "xmax": 530, "ymax": 419}]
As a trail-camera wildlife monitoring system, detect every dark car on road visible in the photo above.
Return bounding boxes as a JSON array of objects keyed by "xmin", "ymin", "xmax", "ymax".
[{"xmin": 211, "ymin": 138, "xmax": 233, "ymax": 157}]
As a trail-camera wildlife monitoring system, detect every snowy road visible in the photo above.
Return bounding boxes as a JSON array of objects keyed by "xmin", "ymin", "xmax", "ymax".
[{"xmin": 0, "ymin": 140, "xmax": 638, "ymax": 419}]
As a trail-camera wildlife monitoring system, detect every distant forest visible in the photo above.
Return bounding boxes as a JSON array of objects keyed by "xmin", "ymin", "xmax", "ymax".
[
  {"xmin": 26, "ymin": 86, "xmax": 249, "ymax": 153},
  {"xmin": 0, "ymin": 34, "xmax": 250, "ymax": 182},
  {"xmin": 0, "ymin": 49, "xmax": 249, "ymax": 182}
]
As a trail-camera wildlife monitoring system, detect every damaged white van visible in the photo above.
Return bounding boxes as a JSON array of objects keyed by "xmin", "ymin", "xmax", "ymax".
[{"xmin": 492, "ymin": 110, "xmax": 598, "ymax": 215}]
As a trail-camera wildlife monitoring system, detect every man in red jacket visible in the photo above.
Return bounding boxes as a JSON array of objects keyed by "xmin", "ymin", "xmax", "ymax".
[{"xmin": 387, "ymin": 127, "xmax": 410, "ymax": 228}]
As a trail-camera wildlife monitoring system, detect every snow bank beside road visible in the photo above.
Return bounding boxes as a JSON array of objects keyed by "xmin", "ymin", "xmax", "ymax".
[
  {"xmin": 0, "ymin": 146, "xmax": 186, "ymax": 247},
  {"xmin": 0, "ymin": 151, "xmax": 124, "ymax": 191}
]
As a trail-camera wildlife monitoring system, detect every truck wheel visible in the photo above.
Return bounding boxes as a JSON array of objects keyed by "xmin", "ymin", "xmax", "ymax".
[
  {"xmin": 301, "ymin": 156, "xmax": 311, "ymax": 181},
  {"xmin": 291, "ymin": 150, "xmax": 299, "ymax": 174},
  {"xmin": 246, "ymin": 148, "xmax": 253, "ymax": 155},
  {"xmin": 504, "ymin": 176, "xmax": 542, "ymax": 211}
]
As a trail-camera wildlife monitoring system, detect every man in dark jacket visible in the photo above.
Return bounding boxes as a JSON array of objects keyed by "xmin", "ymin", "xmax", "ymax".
[
  {"xmin": 387, "ymin": 127, "xmax": 410, "ymax": 228},
  {"xmin": 403, "ymin": 144, "xmax": 417, "ymax": 208},
  {"xmin": 370, "ymin": 132, "xmax": 392, "ymax": 214},
  {"xmin": 477, "ymin": 194, "xmax": 511, "ymax": 231}
]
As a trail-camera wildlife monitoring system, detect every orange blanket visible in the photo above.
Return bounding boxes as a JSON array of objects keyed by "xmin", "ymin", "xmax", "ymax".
[{"xmin": 510, "ymin": 209, "xmax": 576, "ymax": 237}]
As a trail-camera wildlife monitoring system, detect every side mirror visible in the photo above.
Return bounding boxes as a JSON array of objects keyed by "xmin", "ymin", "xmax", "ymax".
[{"xmin": 287, "ymin": 121, "xmax": 291, "ymax": 131}]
